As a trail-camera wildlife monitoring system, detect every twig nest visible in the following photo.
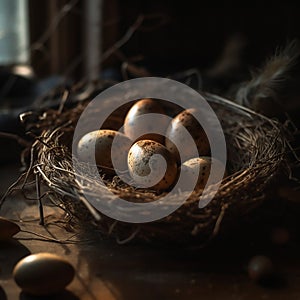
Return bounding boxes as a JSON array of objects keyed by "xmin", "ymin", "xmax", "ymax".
[
  {"xmin": 13, "ymin": 253, "xmax": 75, "ymax": 296},
  {"xmin": 165, "ymin": 108, "xmax": 210, "ymax": 163},
  {"xmin": 180, "ymin": 157, "xmax": 226, "ymax": 192},
  {"xmin": 128, "ymin": 140, "xmax": 178, "ymax": 191},
  {"xmin": 21, "ymin": 90, "xmax": 288, "ymax": 243},
  {"xmin": 0, "ymin": 217, "xmax": 20, "ymax": 240},
  {"xmin": 124, "ymin": 98, "xmax": 169, "ymax": 144},
  {"xmin": 77, "ymin": 129, "xmax": 132, "ymax": 174}
]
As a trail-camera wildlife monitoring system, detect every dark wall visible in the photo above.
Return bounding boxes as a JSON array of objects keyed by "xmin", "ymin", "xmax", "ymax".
[
  {"xmin": 118, "ymin": 0, "xmax": 300, "ymax": 72},
  {"xmin": 28, "ymin": 0, "xmax": 300, "ymax": 77}
]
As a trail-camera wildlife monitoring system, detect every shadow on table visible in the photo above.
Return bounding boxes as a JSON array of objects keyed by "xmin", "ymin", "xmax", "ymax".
[
  {"xmin": 19, "ymin": 290, "xmax": 79, "ymax": 300},
  {"xmin": 0, "ymin": 285, "xmax": 7, "ymax": 300},
  {"xmin": 76, "ymin": 217, "xmax": 300, "ymax": 300},
  {"xmin": 0, "ymin": 239, "xmax": 31, "ymax": 279},
  {"xmin": 76, "ymin": 236, "xmax": 252, "ymax": 300}
]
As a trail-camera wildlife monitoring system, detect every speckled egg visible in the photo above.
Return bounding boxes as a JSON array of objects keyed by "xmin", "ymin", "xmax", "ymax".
[
  {"xmin": 0, "ymin": 217, "xmax": 20, "ymax": 240},
  {"xmin": 77, "ymin": 129, "xmax": 132, "ymax": 174},
  {"xmin": 165, "ymin": 108, "xmax": 210, "ymax": 163},
  {"xmin": 180, "ymin": 157, "xmax": 226, "ymax": 192},
  {"xmin": 13, "ymin": 253, "xmax": 75, "ymax": 296},
  {"xmin": 124, "ymin": 98, "xmax": 168, "ymax": 144},
  {"xmin": 128, "ymin": 140, "xmax": 178, "ymax": 191}
]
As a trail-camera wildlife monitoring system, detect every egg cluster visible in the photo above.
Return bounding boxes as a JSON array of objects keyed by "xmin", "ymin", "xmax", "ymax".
[{"xmin": 76, "ymin": 98, "xmax": 226, "ymax": 192}]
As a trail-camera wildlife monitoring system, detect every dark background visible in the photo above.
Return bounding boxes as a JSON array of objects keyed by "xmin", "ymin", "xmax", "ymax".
[{"xmin": 28, "ymin": 0, "xmax": 300, "ymax": 79}]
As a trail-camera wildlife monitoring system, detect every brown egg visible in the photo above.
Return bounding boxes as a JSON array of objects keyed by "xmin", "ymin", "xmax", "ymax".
[
  {"xmin": 13, "ymin": 253, "xmax": 75, "ymax": 296},
  {"xmin": 0, "ymin": 217, "xmax": 20, "ymax": 240},
  {"xmin": 124, "ymin": 98, "xmax": 168, "ymax": 144},
  {"xmin": 77, "ymin": 129, "xmax": 132, "ymax": 174},
  {"xmin": 248, "ymin": 255, "xmax": 275, "ymax": 283},
  {"xmin": 128, "ymin": 140, "xmax": 178, "ymax": 191},
  {"xmin": 165, "ymin": 108, "xmax": 210, "ymax": 163},
  {"xmin": 180, "ymin": 157, "xmax": 226, "ymax": 192}
]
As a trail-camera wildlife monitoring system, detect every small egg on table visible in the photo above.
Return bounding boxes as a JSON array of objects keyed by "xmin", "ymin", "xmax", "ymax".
[
  {"xmin": 13, "ymin": 253, "xmax": 75, "ymax": 296},
  {"xmin": 247, "ymin": 255, "xmax": 275, "ymax": 284}
]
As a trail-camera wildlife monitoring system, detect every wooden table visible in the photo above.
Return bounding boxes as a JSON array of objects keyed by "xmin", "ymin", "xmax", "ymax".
[{"xmin": 1, "ymin": 162, "xmax": 300, "ymax": 300}]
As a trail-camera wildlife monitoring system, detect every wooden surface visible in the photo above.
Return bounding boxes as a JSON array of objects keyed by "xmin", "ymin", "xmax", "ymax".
[{"xmin": 1, "ymin": 163, "xmax": 300, "ymax": 300}]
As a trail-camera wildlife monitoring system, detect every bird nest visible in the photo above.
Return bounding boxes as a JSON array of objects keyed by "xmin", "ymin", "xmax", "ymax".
[{"xmin": 16, "ymin": 88, "xmax": 288, "ymax": 245}]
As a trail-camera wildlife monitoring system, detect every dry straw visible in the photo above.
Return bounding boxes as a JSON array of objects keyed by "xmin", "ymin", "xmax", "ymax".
[{"xmin": 4, "ymin": 87, "xmax": 290, "ymax": 245}]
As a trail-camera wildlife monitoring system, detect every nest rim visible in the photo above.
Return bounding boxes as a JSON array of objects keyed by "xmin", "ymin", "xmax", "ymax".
[{"xmin": 17, "ymin": 91, "xmax": 289, "ymax": 245}]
